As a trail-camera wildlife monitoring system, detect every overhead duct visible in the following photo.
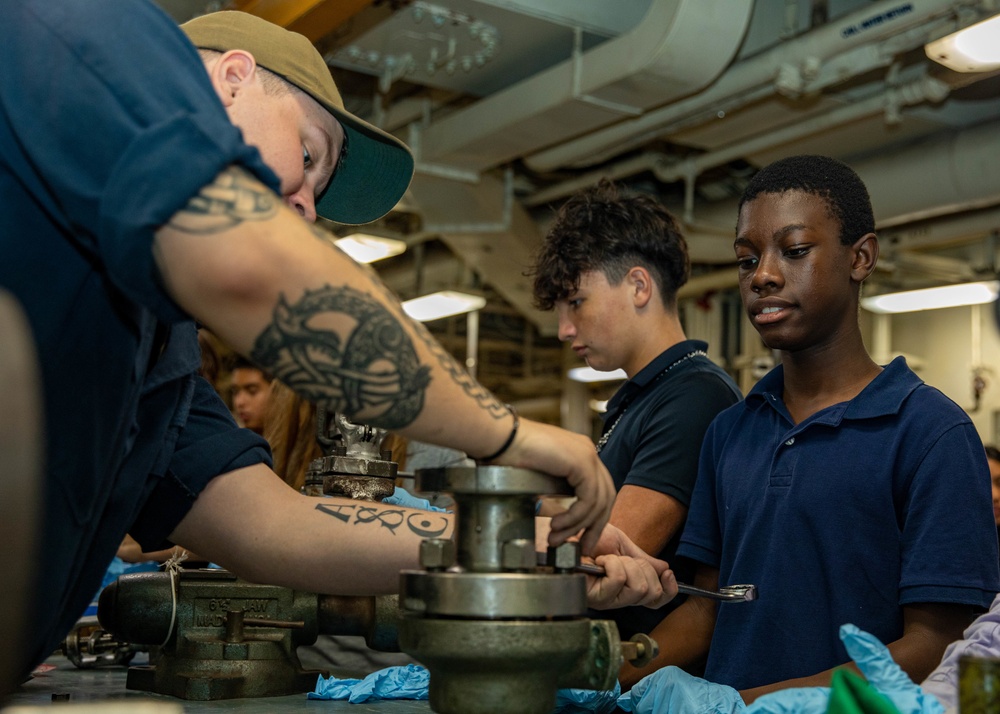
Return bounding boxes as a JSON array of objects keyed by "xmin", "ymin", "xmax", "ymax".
[
  {"xmin": 408, "ymin": 0, "xmax": 754, "ymax": 173},
  {"xmin": 859, "ymin": 120, "xmax": 1000, "ymax": 228},
  {"xmin": 525, "ymin": 0, "xmax": 976, "ymax": 173},
  {"xmin": 406, "ymin": 115, "xmax": 1000, "ymax": 332},
  {"xmin": 525, "ymin": 72, "xmax": 952, "ymax": 210}
]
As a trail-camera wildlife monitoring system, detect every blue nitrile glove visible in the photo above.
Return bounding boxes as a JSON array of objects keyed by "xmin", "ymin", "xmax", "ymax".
[
  {"xmin": 617, "ymin": 666, "xmax": 745, "ymax": 714},
  {"xmin": 309, "ymin": 664, "xmax": 430, "ymax": 702},
  {"xmin": 840, "ymin": 624, "xmax": 945, "ymax": 714},
  {"xmin": 745, "ymin": 624, "xmax": 947, "ymax": 714},
  {"xmin": 309, "ymin": 664, "xmax": 618, "ymax": 711},
  {"xmin": 745, "ymin": 686, "xmax": 830, "ymax": 713},
  {"xmin": 553, "ymin": 682, "xmax": 621, "ymax": 713},
  {"xmin": 382, "ymin": 486, "xmax": 450, "ymax": 512}
]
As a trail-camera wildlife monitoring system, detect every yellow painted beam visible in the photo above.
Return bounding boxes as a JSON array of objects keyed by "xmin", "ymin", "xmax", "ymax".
[{"xmin": 234, "ymin": 0, "xmax": 375, "ymax": 43}]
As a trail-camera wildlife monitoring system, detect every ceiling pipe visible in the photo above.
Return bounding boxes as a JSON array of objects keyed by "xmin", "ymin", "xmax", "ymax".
[
  {"xmin": 408, "ymin": 0, "xmax": 754, "ymax": 173},
  {"xmin": 525, "ymin": 0, "xmax": 972, "ymax": 173},
  {"xmin": 879, "ymin": 206, "xmax": 1000, "ymax": 252},
  {"xmin": 525, "ymin": 151, "xmax": 674, "ymax": 208},
  {"xmin": 525, "ymin": 72, "xmax": 951, "ymax": 210},
  {"xmin": 861, "ymin": 119, "xmax": 1000, "ymax": 227}
]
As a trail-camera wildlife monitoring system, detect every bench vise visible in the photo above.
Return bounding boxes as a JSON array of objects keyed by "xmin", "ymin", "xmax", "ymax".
[{"xmin": 98, "ymin": 568, "xmax": 400, "ymax": 700}]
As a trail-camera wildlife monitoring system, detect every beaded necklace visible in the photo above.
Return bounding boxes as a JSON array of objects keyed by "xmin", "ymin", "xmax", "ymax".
[{"xmin": 595, "ymin": 350, "xmax": 708, "ymax": 454}]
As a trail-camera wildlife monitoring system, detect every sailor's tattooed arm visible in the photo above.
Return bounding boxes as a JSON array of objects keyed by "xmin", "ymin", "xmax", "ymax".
[
  {"xmin": 168, "ymin": 167, "xmax": 278, "ymax": 234},
  {"xmin": 315, "ymin": 501, "xmax": 450, "ymax": 539},
  {"xmin": 161, "ymin": 166, "xmax": 501, "ymax": 429},
  {"xmin": 249, "ymin": 285, "xmax": 431, "ymax": 430},
  {"xmin": 370, "ymin": 279, "xmax": 509, "ymax": 421}
]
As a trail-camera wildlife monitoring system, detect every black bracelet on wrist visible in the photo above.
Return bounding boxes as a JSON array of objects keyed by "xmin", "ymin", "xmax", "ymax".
[{"xmin": 474, "ymin": 404, "xmax": 520, "ymax": 463}]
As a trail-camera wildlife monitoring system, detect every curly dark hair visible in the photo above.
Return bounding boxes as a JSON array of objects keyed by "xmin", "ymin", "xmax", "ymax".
[
  {"xmin": 530, "ymin": 180, "xmax": 690, "ymax": 311},
  {"xmin": 738, "ymin": 155, "xmax": 875, "ymax": 245}
]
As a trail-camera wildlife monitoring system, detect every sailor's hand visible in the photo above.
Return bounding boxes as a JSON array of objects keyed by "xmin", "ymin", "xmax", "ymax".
[
  {"xmin": 588, "ymin": 522, "xmax": 679, "ymax": 609},
  {"xmin": 494, "ymin": 418, "xmax": 614, "ymax": 555},
  {"xmin": 586, "ymin": 554, "xmax": 678, "ymax": 610}
]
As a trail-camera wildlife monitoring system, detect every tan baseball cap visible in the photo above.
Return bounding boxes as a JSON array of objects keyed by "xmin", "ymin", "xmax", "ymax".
[{"xmin": 181, "ymin": 11, "xmax": 413, "ymax": 226}]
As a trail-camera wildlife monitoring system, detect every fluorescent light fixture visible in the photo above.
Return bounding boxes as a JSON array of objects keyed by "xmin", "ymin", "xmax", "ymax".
[
  {"xmin": 861, "ymin": 280, "xmax": 1000, "ymax": 314},
  {"xmin": 402, "ymin": 290, "xmax": 487, "ymax": 322},
  {"xmin": 589, "ymin": 399, "xmax": 609, "ymax": 413},
  {"xmin": 925, "ymin": 13, "xmax": 1000, "ymax": 72},
  {"xmin": 334, "ymin": 233, "xmax": 407, "ymax": 264},
  {"xmin": 568, "ymin": 366, "xmax": 627, "ymax": 383}
]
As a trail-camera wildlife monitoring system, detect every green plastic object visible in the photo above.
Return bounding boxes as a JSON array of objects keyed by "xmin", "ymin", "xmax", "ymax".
[{"xmin": 826, "ymin": 669, "xmax": 902, "ymax": 714}]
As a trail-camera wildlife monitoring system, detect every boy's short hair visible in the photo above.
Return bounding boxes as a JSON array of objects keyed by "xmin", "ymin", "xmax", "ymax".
[
  {"xmin": 986, "ymin": 444, "xmax": 1000, "ymax": 463},
  {"xmin": 738, "ymin": 155, "xmax": 875, "ymax": 246},
  {"xmin": 530, "ymin": 179, "xmax": 690, "ymax": 311}
]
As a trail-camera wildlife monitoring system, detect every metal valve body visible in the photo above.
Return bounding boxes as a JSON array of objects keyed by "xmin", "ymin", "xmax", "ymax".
[
  {"xmin": 399, "ymin": 466, "xmax": 644, "ymax": 714},
  {"xmin": 304, "ymin": 410, "xmax": 397, "ymax": 500}
]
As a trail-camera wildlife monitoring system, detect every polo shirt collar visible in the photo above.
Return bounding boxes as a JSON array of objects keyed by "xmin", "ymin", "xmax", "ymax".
[
  {"xmin": 746, "ymin": 355, "xmax": 922, "ymax": 423},
  {"xmin": 604, "ymin": 339, "xmax": 708, "ymax": 416}
]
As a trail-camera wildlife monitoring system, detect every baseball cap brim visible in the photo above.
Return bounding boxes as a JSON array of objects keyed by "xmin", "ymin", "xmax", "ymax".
[
  {"xmin": 319, "ymin": 113, "xmax": 414, "ymax": 226},
  {"xmin": 181, "ymin": 11, "xmax": 414, "ymax": 225}
]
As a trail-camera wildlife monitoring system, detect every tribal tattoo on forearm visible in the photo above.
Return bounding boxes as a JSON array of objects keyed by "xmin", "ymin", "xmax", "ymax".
[
  {"xmin": 167, "ymin": 166, "xmax": 501, "ymax": 425},
  {"xmin": 168, "ymin": 167, "xmax": 278, "ymax": 234},
  {"xmin": 250, "ymin": 284, "xmax": 431, "ymax": 429}
]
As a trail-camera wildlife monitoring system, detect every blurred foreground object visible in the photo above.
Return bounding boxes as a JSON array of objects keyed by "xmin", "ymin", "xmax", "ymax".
[{"xmin": 0, "ymin": 290, "xmax": 42, "ymax": 699}]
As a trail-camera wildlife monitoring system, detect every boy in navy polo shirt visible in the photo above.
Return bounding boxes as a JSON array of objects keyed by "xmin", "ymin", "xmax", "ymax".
[
  {"xmin": 620, "ymin": 155, "xmax": 1000, "ymax": 701},
  {"xmin": 530, "ymin": 180, "xmax": 742, "ymax": 639}
]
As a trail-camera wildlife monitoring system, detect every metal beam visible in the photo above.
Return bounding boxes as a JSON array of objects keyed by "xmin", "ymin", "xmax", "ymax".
[{"xmin": 234, "ymin": 0, "xmax": 374, "ymax": 42}]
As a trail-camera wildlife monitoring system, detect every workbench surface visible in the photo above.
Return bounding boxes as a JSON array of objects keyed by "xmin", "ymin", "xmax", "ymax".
[{"xmin": 3, "ymin": 657, "xmax": 433, "ymax": 712}]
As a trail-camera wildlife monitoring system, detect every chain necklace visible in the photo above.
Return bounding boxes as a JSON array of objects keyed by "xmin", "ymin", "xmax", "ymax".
[{"xmin": 595, "ymin": 350, "xmax": 708, "ymax": 454}]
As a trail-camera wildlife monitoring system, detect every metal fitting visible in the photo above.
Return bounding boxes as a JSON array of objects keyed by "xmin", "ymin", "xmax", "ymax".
[
  {"xmin": 420, "ymin": 538, "xmax": 456, "ymax": 571},
  {"xmin": 549, "ymin": 541, "xmax": 581, "ymax": 573},
  {"xmin": 500, "ymin": 539, "xmax": 536, "ymax": 572}
]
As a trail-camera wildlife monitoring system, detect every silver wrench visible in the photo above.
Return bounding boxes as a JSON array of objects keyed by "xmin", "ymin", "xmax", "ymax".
[{"xmin": 568, "ymin": 561, "xmax": 756, "ymax": 603}]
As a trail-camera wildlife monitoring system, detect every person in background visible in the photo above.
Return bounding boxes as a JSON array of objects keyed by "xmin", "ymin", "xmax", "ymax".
[
  {"xmin": 621, "ymin": 155, "xmax": 999, "ymax": 701},
  {"xmin": 229, "ymin": 355, "xmax": 275, "ymax": 434},
  {"xmin": 197, "ymin": 328, "xmax": 225, "ymax": 392},
  {"xmin": 1, "ymin": 2, "xmax": 675, "ymax": 682},
  {"xmin": 530, "ymin": 179, "xmax": 742, "ymax": 639},
  {"xmin": 260, "ymin": 380, "xmax": 322, "ymax": 492},
  {"xmin": 986, "ymin": 445, "xmax": 1000, "ymax": 549}
]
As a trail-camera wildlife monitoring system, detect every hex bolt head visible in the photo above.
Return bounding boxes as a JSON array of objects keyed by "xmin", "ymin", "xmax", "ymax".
[
  {"xmin": 501, "ymin": 539, "xmax": 536, "ymax": 571},
  {"xmin": 420, "ymin": 538, "xmax": 455, "ymax": 571},
  {"xmin": 549, "ymin": 541, "xmax": 581, "ymax": 572}
]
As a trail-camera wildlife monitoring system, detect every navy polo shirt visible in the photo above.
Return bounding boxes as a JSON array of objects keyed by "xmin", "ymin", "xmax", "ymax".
[
  {"xmin": 596, "ymin": 339, "xmax": 741, "ymax": 637},
  {"xmin": 0, "ymin": 0, "xmax": 280, "ymax": 674},
  {"xmin": 679, "ymin": 357, "xmax": 1000, "ymax": 690}
]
